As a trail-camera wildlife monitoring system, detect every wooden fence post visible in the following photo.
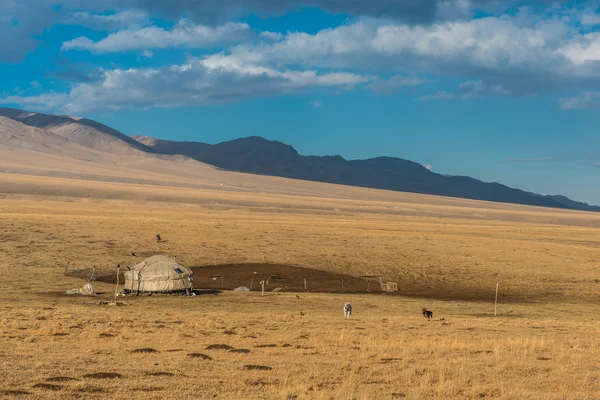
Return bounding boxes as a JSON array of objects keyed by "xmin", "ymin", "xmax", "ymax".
[
  {"xmin": 114, "ymin": 265, "xmax": 120, "ymax": 298},
  {"xmin": 494, "ymin": 282, "xmax": 499, "ymax": 316}
]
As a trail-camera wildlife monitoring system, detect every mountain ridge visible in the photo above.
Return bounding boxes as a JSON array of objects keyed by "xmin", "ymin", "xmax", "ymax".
[
  {"xmin": 133, "ymin": 135, "xmax": 599, "ymax": 212},
  {"xmin": 0, "ymin": 106, "xmax": 596, "ymax": 212},
  {"xmin": 0, "ymin": 107, "xmax": 153, "ymax": 155}
]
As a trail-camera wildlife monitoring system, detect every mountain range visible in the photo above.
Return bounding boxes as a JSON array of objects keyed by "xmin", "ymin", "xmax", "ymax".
[
  {"xmin": 0, "ymin": 106, "xmax": 597, "ymax": 212},
  {"xmin": 134, "ymin": 135, "xmax": 599, "ymax": 212}
]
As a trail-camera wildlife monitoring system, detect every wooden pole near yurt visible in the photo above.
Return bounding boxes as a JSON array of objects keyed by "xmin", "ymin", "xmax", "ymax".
[
  {"xmin": 114, "ymin": 264, "xmax": 120, "ymax": 298},
  {"xmin": 494, "ymin": 282, "xmax": 499, "ymax": 316},
  {"xmin": 261, "ymin": 280, "xmax": 265, "ymax": 297}
]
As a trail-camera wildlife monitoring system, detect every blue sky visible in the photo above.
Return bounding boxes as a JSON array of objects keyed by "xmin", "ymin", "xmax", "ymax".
[{"xmin": 1, "ymin": 1, "xmax": 600, "ymax": 204}]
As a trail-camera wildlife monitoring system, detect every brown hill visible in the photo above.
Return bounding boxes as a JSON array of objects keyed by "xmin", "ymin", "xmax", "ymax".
[{"xmin": 0, "ymin": 107, "xmax": 151, "ymax": 155}]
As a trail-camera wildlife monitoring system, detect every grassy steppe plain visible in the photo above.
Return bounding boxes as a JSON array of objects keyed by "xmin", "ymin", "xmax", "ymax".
[{"xmin": 1, "ymin": 172, "xmax": 600, "ymax": 399}]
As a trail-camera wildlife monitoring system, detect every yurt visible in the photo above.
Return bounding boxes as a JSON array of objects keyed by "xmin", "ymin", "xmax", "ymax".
[{"xmin": 124, "ymin": 255, "xmax": 193, "ymax": 294}]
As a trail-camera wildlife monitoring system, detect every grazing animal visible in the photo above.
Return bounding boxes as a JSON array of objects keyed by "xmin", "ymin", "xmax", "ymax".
[
  {"xmin": 296, "ymin": 295, "xmax": 300, "ymax": 300},
  {"xmin": 131, "ymin": 252, "xmax": 136, "ymax": 257},
  {"xmin": 422, "ymin": 308, "xmax": 433, "ymax": 320},
  {"xmin": 156, "ymin": 234, "xmax": 161, "ymax": 243},
  {"xmin": 344, "ymin": 302, "xmax": 353, "ymax": 319}
]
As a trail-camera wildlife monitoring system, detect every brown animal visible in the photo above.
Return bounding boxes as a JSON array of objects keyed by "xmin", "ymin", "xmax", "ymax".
[
  {"xmin": 422, "ymin": 308, "xmax": 433, "ymax": 320},
  {"xmin": 156, "ymin": 234, "xmax": 161, "ymax": 243}
]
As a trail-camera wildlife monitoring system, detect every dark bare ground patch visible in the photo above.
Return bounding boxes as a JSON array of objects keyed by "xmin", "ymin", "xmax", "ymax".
[
  {"xmin": 0, "ymin": 390, "xmax": 30, "ymax": 396},
  {"xmin": 82, "ymin": 372, "xmax": 123, "ymax": 379},
  {"xmin": 52, "ymin": 332, "xmax": 69, "ymax": 336},
  {"xmin": 230, "ymin": 348, "xmax": 251, "ymax": 354},
  {"xmin": 223, "ymin": 329, "xmax": 236, "ymax": 335},
  {"xmin": 206, "ymin": 344, "xmax": 233, "ymax": 350},
  {"xmin": 472, "ymin": 350, "xmax": 493, "ymax": 354},
  {"xmin": 95, "ymin": 262, "xmax": 541, "ymax": 302},
  {"xmin": 282, "ymin": 344, "xmax": 292, "ymax": 348},
  {"xmin": 244, "ymin": 365, "xmax": 273, "ymax": 371},
  {"xmin": 165, "ymin": 349, "xmax": 183, "ymax": 352},
  {"xmin": 132, "ymin": 348, "xmax": 158, "ymax": 353},
  {"xmin": 537, "ymin": 357, "xmax": 552, "ymax": 361},
  {"xmin": 46, "ymin": 377, "xmax": 79, "ymax": 382},
  {"xmin": 144, "ymin": 372, "xmax": 175, "ymax": 377},
  {"xmin": 381, "ymin": 358, "xmax": 402, "ymax": 363},
  {"xmin": 32, "ymin": 383, "xmax": 63, "ymax": 391},
  {"xmin": 245, "ymin": 379, "xmax": 279, "ymax": 387},
  {"xmin": 98, "ymin": 333, "xmax": 114, "ymax": 338},
  {"xmin": 133, "ymin": 386, "xmax": 165, "ymax": 392},
  {"xmin": 188, "ymin": 353, "xmax": 212, "ymax": 360},
  {"xmin": 255, "ymin": 344, "xmax": 278, "ymax": 348}
]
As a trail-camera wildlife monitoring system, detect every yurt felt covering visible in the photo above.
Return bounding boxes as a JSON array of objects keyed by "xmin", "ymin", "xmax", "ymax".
[{"xmin": 124, "ymin": 255, "xmax": 193, "ymax": 293}]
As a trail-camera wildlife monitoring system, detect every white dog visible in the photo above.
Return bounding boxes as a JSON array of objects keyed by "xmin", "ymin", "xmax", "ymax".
[{"xmin": 343, "ymin": 302, "xmax": 352, "ymax": 318}]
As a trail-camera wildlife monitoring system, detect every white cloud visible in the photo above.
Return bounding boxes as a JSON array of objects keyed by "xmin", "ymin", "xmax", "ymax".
[
  {"xmin": 139, "ymin": 50, "xmax": 154, "ymax": 59},
  {"xmin": 422, "ymin": 163, "xmax": 433, "ymax": 170},
  {"xmin": 6, "ymin": 2, "xmax": 600, "ymax": 110},
  {"xmin": 217, "ymin": 14, "xmax": 600, "ymax": 98},
  {"xmin": 62, "ymin": 20, "xmax": 255, "ymax": 52},
  {"xmin": 260, "ymin": 31, "xmax": 283, "ymax": 41},
  {"xmin": 311, "ymin": 100, "xmax": 324, "ymax": 107},
  {"xmin": 580, "ymin": 14, "xmax": 600, "ymax": 26},
  {"xmin": 369, "ymin": 75, "xmax": 430, "ymax": 94},
  {"xmin": 102, "ymin": 0, "xmax": 503, "ymax": 25},
  {"xmin": 421, "ymin": 80, "xmax": 511, "ymax": 100},
  {"xmin": 0, "ymin": 58, "xmax": 371, "ymax": 113},
  {"xmin": 64, "ymin": 10, "xmax": 148, "ymax": 30},
  {"xmin": 560, "ymin": 91, "xmax": 600, "ymax": 110}
]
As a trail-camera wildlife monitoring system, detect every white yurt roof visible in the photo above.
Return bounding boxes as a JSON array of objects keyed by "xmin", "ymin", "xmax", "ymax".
[{"xmin": 124, "ymin": 255, "xmax": 193, "ymax": 293}]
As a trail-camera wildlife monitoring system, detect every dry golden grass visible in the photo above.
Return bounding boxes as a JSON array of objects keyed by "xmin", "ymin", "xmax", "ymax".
[{"xmin": 1, "ymin": 168, "xmax": 600, "ymax": 399}]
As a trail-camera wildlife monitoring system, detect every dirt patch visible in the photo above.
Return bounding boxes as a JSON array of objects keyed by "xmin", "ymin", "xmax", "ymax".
[
  {"xmin": 98, "ymin": 263, "xmax": 379, "ymax": 294},
  {"xmin": 132, "ymin": 348, "xmax": 158, "ymax": 353},
  {"xmin": 82, "ymin": 372, "xmax": 123, "ymax": 379},
  {"xmin": 255, "ymin": 344, "xmax": 278, "ymax": 348},
  {"xmin": 230, "ymin": 348, "xmax": 251, "ymax": 354},
  {"xmin": 32, "ymin": 383, "xmax": 63, "ymax": 391},
  {"xmin": 93, "ymin": 262, "xmax": 536, "ymax": 302},
  {"xmin": 46, "ymin": 377, "xmax": 79, "ymax": 382},
  {"xmin": 188, "ymin": 353, "xmax": 212, "ymax": 360},
  {"xmin": 0, "ymin": 390, "xmax": 30, "ymax": 396},
  {"xmin": 93, "ymin": 262, "xmax": 533, "ymax": 301},
  {"xmin": 133, "ymin": 386, "xmax": 165, "ymax": 392},
  {"xmin": 194, "ymin": 264, "xmax": 377, "ymax": 294},
  {"xmin": 206, "ymin": 344, "xmax": 234, "ymax": 350},
  {"xmin": 244, "ymin": 365, "xmax": 273, "ymax": 371}
]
